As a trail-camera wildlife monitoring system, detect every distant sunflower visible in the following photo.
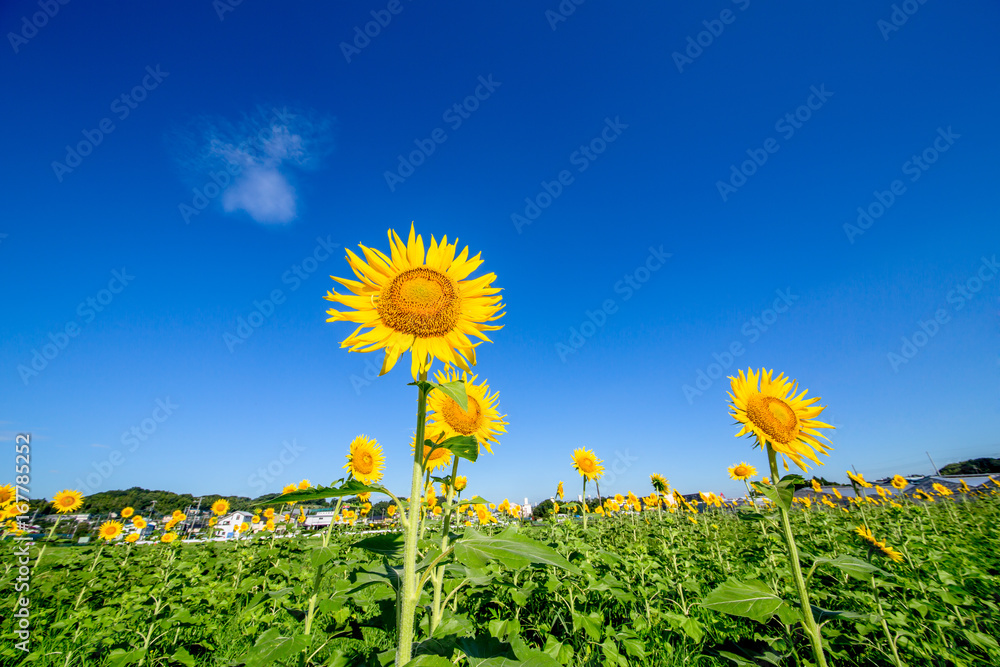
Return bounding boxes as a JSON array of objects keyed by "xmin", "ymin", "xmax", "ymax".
[
  {"xmin": 387, "ymin": 504, "xmax": 398, "ymax": 517},
  {"xmin": 263, "ymin": 507, "xmax": 275, "ymax": 519},
  {"xmin": 854, "ymin": 525, "xmax": 904, "ymax": 563},
  {"xmin": 171, "ymin": 510, "xmax": 185, "ymax": 522},
  {"xmin": 358, "ymin": 492, "xmax": 372, "ymax": 502},
  {"xmin": 52, "ymin": 490, "xmax": 84, "ymax": 514},
  {"xmin": 571, "ymin": 448, "xmax": 604, "ymax": 481},
  {"xmin": 650, "ymin": 474, "xmax": 669, "ymax": 494},
  {"xmin": 891, "ymin": 475, "xmax": 907, "ymax": 490},
  {"xmin": 426, "ymin": 370, "xmax": 507, "ymax": 453},
  {"xmin": 932, "ymin": 482, "xmax": 953, "ymax": 497},
  {"xmin": 298, "ymin": 480, "xmax": 311, "ymax": 490},
  {"xmin": 132, "ymin": 516, "xmax": 147, "ymax": 530},
  {"xmin": 161, "ymin": 532, "xmax": 178, "ymax": 544},
  {"xmin": 343, "ymin": 435, "xmax": 386, "ymax": 485},
  {"xmin": 728, "ymin": 368, "xmax": 834, "ymax": 470},
  {"xmin": 324, "ymin": 224, "xmax": 505, "ymax": 378},
  {"xmin": 125, "ymin": 533, "xmax": 140, "ymax": 543},
  {"xmin": 454, "ymin": 476, "xmax": 468, "ymax": 492},
  {"xmin": 557, "ymin": 481, "xmax": 565, "ymax": 500},
  {"xmin": 237, "ymin": 522, "xmax": 249, "ymax": 532},
  {"xmin": 211, "ymin": 499, "xmax": 230, "ymax": 516},
  {"xmin": 811, "ymin": 479, "xmax": 822, "ymax": 493},
  {"xmin": 832, "ymin": 487, "xmax": 843, "ymax": 500},
  {"xmin": 98, "ymin": 521, "xmax": 123, "ymax": 541},
  {"xmin": 120, "ymin": 507, "xmax": 134, "ymax": 519},
  {"xmin": 727, "ymin": 462, "xmax": 757, "ymax": 481},
  {"xmin": 265, "ymin": 519, "xmax": 275, "ymax": 531}
]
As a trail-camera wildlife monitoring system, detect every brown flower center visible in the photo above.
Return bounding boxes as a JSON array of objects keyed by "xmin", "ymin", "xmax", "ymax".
[
  {"xmin": 442, "ymin": 395, "xmax": 483, "ymax": 435},
  {"xmin": 378, "ymin": 268, "xmax": 460, "ymax": 337},
  {"xmin": 746, "ymin": 395, "xmax": 798, "ymax": 444},
  {"xmin": 355, "ymin": 451, "xmax": 375, "ymax": 475}
]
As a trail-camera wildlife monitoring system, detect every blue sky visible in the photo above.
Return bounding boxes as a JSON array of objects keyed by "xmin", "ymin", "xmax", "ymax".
[{"xmin": 2, "ymin": 0, "xmax": 998, "ymax": 506}]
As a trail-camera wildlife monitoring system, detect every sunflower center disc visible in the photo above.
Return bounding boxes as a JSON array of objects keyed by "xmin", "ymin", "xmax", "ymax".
[
  {"xmin": 747, "ymin": 396, "xmax": 798, "ymax": 444},
  {"xmin": 379, "ymin": 268, "xmax": 460, "ymax": 337},
  {"xmin": 355, "ymin": 452, "xmax": 375, "ymax": 475},
  {"xmin": 442, "ymin": 396, "xmax": 482, "ymax": 435}
]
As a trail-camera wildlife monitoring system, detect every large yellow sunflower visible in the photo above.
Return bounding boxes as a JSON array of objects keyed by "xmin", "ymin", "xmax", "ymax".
[
  {"xmin": 426, "ymin": 369, "xmax": 507, "ymax": 453},
  {"xmin": 132, "ymin": 516, "xmax": 147, "ymax": 530},
  {"xmin": 0, "ymin": 485, "xmax": 15, "ymax": 505},
  {"xmin": 890, "ymin": 475, "xmax": 907, "ymax": 490},
  {"xmin": 728, "ymin": 368, "xmax": 834, "ymax": 471},
  {"xmin": 211, "ymin": 499, "xmax": 230, "ymax": 516},
  {"xmin": 571, "ymin": 448, "xmax": 604, "ymax": 481},
  {"xmin": 343, "ymin": 435, "xmax": 385, "ymax": 484},
  {"xmin": 324, "ymin": 224, "xmax": 504, "ymax": 378},
  {"xmin": 52, "ymin": 489, "xmax": 84, "ymax": 514},
  {"xmin": 727, "ymin": 462, "xmax": 757, "ymax": 481},
  {"xmin": 98, "ymin": 520, "xmax": 123, "ymax": 541}
]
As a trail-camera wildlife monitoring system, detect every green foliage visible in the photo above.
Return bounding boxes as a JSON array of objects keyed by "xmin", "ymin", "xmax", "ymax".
[{"xmin": 940, "ymin": 457, "xmax": 1000, "ymax": 475}]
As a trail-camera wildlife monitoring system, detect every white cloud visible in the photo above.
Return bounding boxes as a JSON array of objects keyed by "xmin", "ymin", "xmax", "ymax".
[{"xmin": 172, "ymin": 107, "xmax": 333, "ymax": 225}]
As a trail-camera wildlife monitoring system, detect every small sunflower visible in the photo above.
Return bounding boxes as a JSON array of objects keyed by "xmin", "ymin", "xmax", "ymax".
[
  {"xmin": 262, "ymin": 507, "xmax": 274, "ymax": 519},
  {"xmin": 932, "ymin": 482, "xmax": 953, "ymax": 496},
  {"xmin": 556, "ymin": 481, "xmax": 565, "ymax": 500},
  {"xmin": 237, "ymin": 522, "xmax": 249, "ymax": 532},
  {"xmin": 727, "ymin": 462, "xmax": 757, "ymax": 481},
  {"xmin": 846, "ymin": 470, "xmax": 872, "ymax": 488},
  {"xmin": 571, "ymin": 448, "xmax": 604, "ymax": 481},
  {"xmin": 854, "ymin": 525, "xmax": 904, "ymax": 563},
  {"xmin": 98, "ymin": 520, "xmax": 123, "ymax": 541},
  {"xmin": 811, "ymin": 479, "xmax": 822, "ymax": 493},
  {"xmin": 160, "ymin": 532, "xmax": 178, "ymax": 543},
  {"xmin": 832, "ymin": 487, "xmax": 843, "ymax": 500},
  {"xmin": 728, "ymin": 368, "xmax": 834, "ymax": 470},
  {"xmin": 297, "ymin": 512, "xmax": 307, "ymax": 523},
  {"xmin": 299, "ymin": 479, "xmax": 311, "ymax": 490},
  {"xmin": 52, "ymin": 489, "xmax": 84, "ymax": 514},
  {"xmin": 387, "ymin": 504, "xmax": 398, "ymax": 517},
  {"xmin": 120, "ymin": 507, "xmax": 134, "ymax": 519},
  {"xmin": 125, "ymin": 533, "xmax": 140, "ymax": 543},
  {"xmin": 959, "ymin": 479, "xmax": 970, "ymax": 493},
  {"xmin": 343, "ymin": 435, "xmax": 386, "ymax": 484},
  {"xmin": 761, "ymin": 476, "xmax": 771, "ymax": 485},
  {"xmin": 426, "ymin": 370, "xmax": 507, "ymax": 453},
  {"xmin": 650, "ymin": 474, "xmax": 669, "ymax": 494},
  {"xmin": 358, "ymin": 492, "xmax": 372, "ymax": 502},
  {"xmin": 891, "ymin": 475, "xmax": 907, "ymax": 490},
  {"xmin": 132, "ymin": 516, "xmax": 147, "ymax": 530},
  {"xmin": 171, "ymin": 510, "xmax": 185, "ymax": 522},
  {"xmin": 265, "ymin": 519, "xmax": 275, "ymax": 531},
  {"xmin": 324, "ymin": 224, "xmax": 505, "ymax": 378},
  {"xmin": 211, "ymin": 499, "xmax": 230, "ymax": 516}
]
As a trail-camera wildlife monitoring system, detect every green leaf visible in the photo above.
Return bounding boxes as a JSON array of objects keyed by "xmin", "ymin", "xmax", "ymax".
[
  {"xmin": 456, "ymin": 496, "xmax": 491, "ymax": 506},
  {"xmin": 352, "ymin": 532, "xmax": 405, "ymax": 558},
  {"xmin": 813, "ymin": 555, "xmax": 889, "ymax": 582},
  {"xmin": 810, "ymin": 606, "xmax": 867, "ymax": 623},
  {"xmin": 243, "ymin": 629, "xmax": 310, "ymax": 667},
  {"xmin": 701, "ymin": 579, "xmax": 791, "ymax": 623},
  {"xmin": 453, "ymin": 527, "xmax": 581, "ymax": 574},
  {"xmin": 572, "ymin": 611, "xmax": 603, "ymax": 641},
  {"xmin": 309, "ymin": 547, "xmax": 339, "ymax": 570},
  {"xmin": 260, "ymin": 479, "xmax": 387, "ymax": 505},
  {"xmin": 169, "ymin": 648, "xmax": 196, "ymax": 667},
  {"xmin": 963, "ymin": 630, "xmax": 1000, "ymax": 652},
  {"xmin": 403, "ymin": 657, "xmax": 455, "ymax": 667},
  {"xmin": 428, "ymin": 435, "xmax": 480, "ymax": 463},
  {"xmin": 431, "ymin": 379, "xmax": 469, "ymax": 412}
]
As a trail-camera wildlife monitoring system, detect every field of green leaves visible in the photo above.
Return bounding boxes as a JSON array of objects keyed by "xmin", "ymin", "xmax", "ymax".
[{"xmin": 6, "ymin": 491, "xmax": 1000, "ymax": 667}]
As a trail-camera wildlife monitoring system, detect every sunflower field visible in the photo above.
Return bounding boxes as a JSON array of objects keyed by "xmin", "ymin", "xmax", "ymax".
[{"xmin": 6, "ymin": 225, "xmax": 1000, "ymax": 666}]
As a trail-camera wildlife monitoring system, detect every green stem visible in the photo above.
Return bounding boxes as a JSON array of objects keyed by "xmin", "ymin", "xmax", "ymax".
[
  {"xmin": 32, "ymin": 516, "xmax": 61, "ymax": 575},
  {"xmin": 396, "ymin": 370, "xmax": 430, "ymax": 666},
  {"xmin": 430, "ymin": 457, "xmax": 460, "ymax": 635},
  {"xmin": 767, "ymin": 446, "xmax": 830, "ymax": 667},
  {"xmin": 871, "ymin": 573, "xmax": 903, "ymax": 667},
  {"xmin": 582, "ymin": 479, "xmax": 588, "ymax": 530}
]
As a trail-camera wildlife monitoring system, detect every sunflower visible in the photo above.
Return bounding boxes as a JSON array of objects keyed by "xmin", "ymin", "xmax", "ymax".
[
  {"xmin": 98, "ymin": 521, "xmax": 123, "ymax": 541},
  {"xmin": 299, "ymin": 479, "xmax": 311, "ymax": 490},
  {"xmin": 426, "ymin": 370, "xmax": 507, "ymax": 453},
  {"xmin": 237, "ymin": 522, "xmax": 249, "ymax": 532},
  {"xmin": 358, "ymin": 492, "xmax": 372, "ymax": 502},
  {"xmin": 324, "ymin": 224, "xmax": 505, "ymax": 378},
  {"xmin": 832, "ymin": 487, "xmax": 843, "ymax": 500},
  {"xmin": 265, "ymin": 519, "xmax": 276, "ymax": 531},
  {"xmin": 343, "ymin": 435, "xmax": 386, "ymax": 484},
  {"xmin": 117, "ymin": 506, "xmax": 133, "ymax": 519},
  {"xmin": 52, "ymin": 489, "xmax": 84, "ymax": 514},
  {"xmin": 959, "ymin": 479, "xmax": 970, "ymax": 493},
  {"xmin": 171, "ymin": 510, "xmax": 185, "ymax": 521},
  {"xmin": 474, "ymin": 505, "xmax": 494, "ymax": 523},
  {"xmin": 0, "ymin": 485, "xmax": 15, "ymax": 505},
  {"xmin": 165, "ymin": 519, "xmax": 179, "ymax": 531},
  {"xmin": 298, "ymin": 512, "xmax": 307, "ymax": 523},
  {"xmin": 854, "ymin": 525, "xmax": 904, "ymax": 563},
  {"xmin": 761, "ymin": 476, "xmax": 771, "ymax": 485},
  {"xmin": 650, "ymin": 474, "xmax": 669, "ymax": 494},
  {"xmin": 411, "ymin": 434, "xmax": 454, "ymax": 472},
  {"xmin": 387, "ymin": 504, "xmax": 398, "ymax": 517},
  {"xmin": 454, "ymin": 476, "xmax": 468, "ymax": 492},
  {"xmin": 132, "ymin": 516, "xmax": 147, "ymax": 530},
  {"xmin": 125, "ymin": 533, "xmax": 140, "ymax": 544},
  {"xmin": 932, "ymin": 482, "xmax": 953, "ymax": 497},
  {"xmin": 846, "ymin": 470, "xmax": 872, "ymax": 488},
  {"xmin": 556, "ymin": 481, "xmax": 565, "ymax": 500},
  {"xmin": 891, "ymin": 475, "xmax": 907, "ymax": 490},
  {"xmin": 571, "ymin": 448, "xmax": 604, "ymax": 481},
  {"xmin": 811, "ymin": 479, "xmax": 822, "ymax": 493},
  {"xmin": 727, "ymin": 462, "xmax": 757, "ymax": 481},
  {"xmin": 614, "ymin": 494, "xmax": 625, "ymax": 505},
  {"xmin": 728, "ymin": 368, "xmax": 834, "ymax": 470},
  {"xmin": 160, "ymin": 532, "xmax": 178, "ymax": 544}
]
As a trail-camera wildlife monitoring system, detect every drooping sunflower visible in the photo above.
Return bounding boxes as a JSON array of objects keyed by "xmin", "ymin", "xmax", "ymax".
[
  {"xmin": 98, "ymin": 520, "xmax": 123, "ymax": 541},
  {"xmin": 556, "ymin": 481, "xmax": 565, "ymax": 500},
  {"xmin": 125, "ymin": 533, "xmax": 140, "ymax": 543},
  {"xmin": 426, "ymin": 369, "xmax": 507, "ymax": 453},
  {"xmin": 728, "ymin": 368, "xmax": 834, "ymax": 471},
  {"xmin": 160, "ymin": 532, "xmax": 178, "ymax": 544},
  {"xmin": 343, "ymin": 435, "xmax": 386, "ymax": 485},
  {"xmin": 411, "ymin": 434, "xmax": 454, "ymax": 472},
  {"xmin": 650, "ymin": 474, "xmax": 669, "ymax": 494},
  {"xmin": 854, "ymin": 525, "xmax": 904, "ymax": 563},
  {"xmin": 932, "ymin": 482, "xmax": 953, "ymax": 497},
  {"xmin": 324, "ymin": 224, "xmax": 505, "ymax": 378},
  {"xmin": 132, "ymin": 516, "xmax": 147, "ymax": 530},
  {"xmin": 890, "ymin": 475, "xmax": 907, "ymax": 490},
  {"xmin": 52, "ymin": 489, "xmax": 84, "ymax": 514},
  {"xmin": 571, "ymin": 448, "xmax": 604, "ymax": 481},
  {"xmin": 212, "ymin": 499, "xmax": 230, "ymax": 516},
  {"xmin": 811, "ymin": 479, "xmax": 822, "ymax": 493},
  {"xmin": 727, "ymin": 462, "xmax": 757, "ymax": 481},
  {"xmin": 846, "ymin": 470, "xmax": 872, "ymax": 489},
  {"xmin": 832, "ymin": 487, "xmax": 843, "ymax": 500}
]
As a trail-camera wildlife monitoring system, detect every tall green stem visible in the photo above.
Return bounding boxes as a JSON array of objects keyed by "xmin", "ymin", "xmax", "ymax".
[
  {"xmin": 581, "ymin": 479, "xmax": 588, "ymax": 530},
  {"xmin": 430, "ymin": 456, "xmax": 460, "ymax": 634},
  {"xmin": 767, "ymin": 446, "xmax": 830, "ymax": 667},
  {"xmin": 396, "ymin": 370, "xmax": 430, "ymax": 666}
]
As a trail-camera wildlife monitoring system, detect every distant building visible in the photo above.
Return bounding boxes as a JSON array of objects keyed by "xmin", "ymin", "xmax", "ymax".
[{"xmin": 214, "ymin": 511, "xmax": 255, "ymax": 538}]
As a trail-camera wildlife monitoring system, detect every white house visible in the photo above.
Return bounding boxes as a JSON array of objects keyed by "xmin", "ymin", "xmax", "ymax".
[{"xmin": 214, "ymin": 511, "xmax": 255, "ymax": 538}]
